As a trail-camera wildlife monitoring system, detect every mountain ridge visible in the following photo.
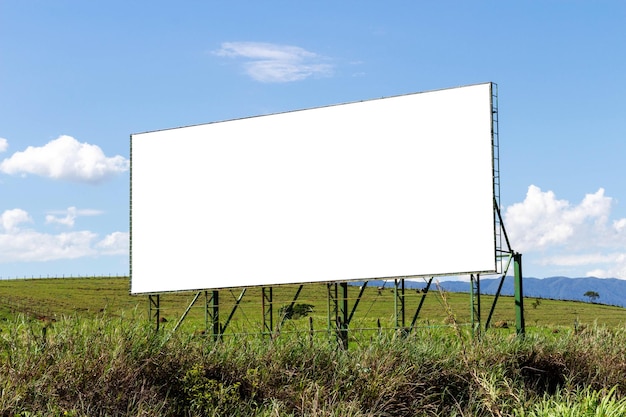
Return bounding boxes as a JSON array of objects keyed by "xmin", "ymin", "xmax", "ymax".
[{"xmin": 351, "ymin": 276, "xmax": 626, "ymax": 308}]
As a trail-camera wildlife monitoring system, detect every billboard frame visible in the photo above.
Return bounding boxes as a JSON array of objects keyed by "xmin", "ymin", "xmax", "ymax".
[
  {"xmin": 133, "ymin": 82, "xmax": 525, "ymax": 341},
  {"xmin": 131, "ymin": 82, "xmax": 502, "ymax": 295}
]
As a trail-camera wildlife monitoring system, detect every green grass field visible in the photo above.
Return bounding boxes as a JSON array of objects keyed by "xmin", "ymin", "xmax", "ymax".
[{"xmin": 1, "ymin": 276, "xmax": 625, "ymax": 336}]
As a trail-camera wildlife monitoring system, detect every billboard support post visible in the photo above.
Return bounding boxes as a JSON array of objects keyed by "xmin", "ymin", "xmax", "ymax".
[
  {"xmin": 470, "ymin": 274, "xmax": 481, "ymax": 338},
  {"xmin": 221, "ymin": 288, "xmax": 246, "ymax": 335},
  {"xmin": 262, "ymin": 287, "xmax": 273, "ymax": 338},
  {"xmin": 409, "ymin": 276, "xmax": 433, "ymax": 330},
  {"xmin": 483, "ymin": 199, "xmax": 524, "ymax": 335},
  {"xmin": 173, "ymin": 291, "xmax": 202, "ymax": 332},
  {"xmin": 394, "ymin": 279, "xmax": 406, "ymax": 331},
  {"xmin": 328, "ymin": 283, "xmax": 349, "ymax": 348},
  {"xmin": 347, "ymin": 281, "xmax": 368, "ymax": 325},
  {"xmin": 208, "ymin": 290, "xmax": 220, "ymax": 341},
  {"xmin": 204, "ymin": 290, "xmax": 213, "ymax": 333},
  {"xmin": 276, "ymin": 285, "xmax": 304, "ymax": 335},
  {"xmin": 484, "ymin": 253, "xmax": 514, "ymax": 330},
  {"xmin": 339, "ymin": 282, "xmax": 349, "ymax": 349},
  {"xmin": 514, "ymin": 253, "xmax": 525, "ymax": 336},
  {"xmin": 149, "ymin": 294, "xmax": 160, "ymax": 331},
  {"xmin": 327, "ymin": 284, "xmax": 337, "ymax": 341}
]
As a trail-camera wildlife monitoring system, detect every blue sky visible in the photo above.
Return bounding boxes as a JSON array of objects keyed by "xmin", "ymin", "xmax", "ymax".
[{"xmin": 1, "ymin": 1, "xmax": 625, "ymax": 280}]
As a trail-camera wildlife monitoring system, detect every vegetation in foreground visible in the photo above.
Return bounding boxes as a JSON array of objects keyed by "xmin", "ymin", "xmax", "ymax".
[{"xmin": 2, "ymin": 311, "xmax": 626, "ymax": 416}]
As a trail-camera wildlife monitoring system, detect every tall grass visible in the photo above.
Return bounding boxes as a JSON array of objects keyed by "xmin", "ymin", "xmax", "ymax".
[
  {"xmin": 514, "ymin": 387, "xmax": 626, "ymax": 417},
  {"xmin": 1, "ymin": 312, "xmax": 626, "ymax": 416}
]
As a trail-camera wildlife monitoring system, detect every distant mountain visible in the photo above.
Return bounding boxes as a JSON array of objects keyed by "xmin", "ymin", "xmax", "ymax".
[{"xmin": 350, "ymin": 277, "xmax": 626, "ymax": 308}]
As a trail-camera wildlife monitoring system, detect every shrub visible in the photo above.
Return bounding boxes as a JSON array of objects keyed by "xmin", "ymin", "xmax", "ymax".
[
  {"xmin": 278, "ymin": 303, "xmax": 314, "ymax": 320},
  {"xmin": 180, "ymin": 364, "xmax": 242, "ymax": 415}
]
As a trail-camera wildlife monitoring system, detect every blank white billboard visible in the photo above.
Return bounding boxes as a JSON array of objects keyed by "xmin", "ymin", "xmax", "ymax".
[{"xmin": 131, "ymin": 82, "xmax": 496, "ymax": 294}]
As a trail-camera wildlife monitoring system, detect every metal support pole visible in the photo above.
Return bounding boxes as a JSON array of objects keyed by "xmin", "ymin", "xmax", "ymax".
[
  {"xmin": 485, "ymin": 253, "xmax": 514, "ymax": 330},
  {"xmin": 221, "ymin": 288, "xmax": 246, "ymax": 335},
  {"xmin": 204, "ymin": 291, "xmax": 209, "ymax": 332},
  {"xmin": 173, "ymin": 291, "xmax": 201, "ymax": 332},
  {"xmin": 327, "ymin": 283, "xmax": 336, "ymax": 338},
  {"xmin": 410, "ymin": 277, "xmax": 433, "ymax": 330},
  {"xmin": 327, "ymin": 283, "xmax": 348, "ymax": 348},
  {"xmin": 208, "ymin": 290, "xmax": 220, "ymax": 341},
  {"xmin": 262, "ymin": 287, "xmax": 273, "ymax": 338},
  {"xmin": 485, "ymin": 274, "xmax": 506, "ymax": 331},
  {"xmin": 339, "ymin": 282, "xmax": 349, "ymax": 349},
  {"xmin": 514, "ymin": 253, "xmax": 526, "ymax": 336},
  {"xmin": 394, "ymin": 279, "xmax": 406, "ymax": 331},
  {"xmin": 347, "ymin": 281, "xmax": 368, "ymax": 325},
  {"xmin": 470, "ymin": 274, "xmax": 481, "ymax": 338},
  {"xmin": 277, "ymin": 285, "xmax": 304, "ymax": 333},
  {"xmin": 149, "ymin": 294, "xmax": 160, "ymax": 331}
]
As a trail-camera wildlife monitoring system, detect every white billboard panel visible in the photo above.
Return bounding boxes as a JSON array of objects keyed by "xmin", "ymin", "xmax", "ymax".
[{"xmin": 131, "ymin": 83, "xmax": 496, "ymax": 294}]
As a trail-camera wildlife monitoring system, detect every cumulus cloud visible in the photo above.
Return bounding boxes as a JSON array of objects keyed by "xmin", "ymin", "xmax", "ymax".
[
  {"xmin": 0, "ymin": 138, "xmax": 8, "ymax": 153},
  {"xmin": 586, "ymin": 254, "xmax": 626, "ymax": 279},
  {"xmin": 45, "ymin": 206, "xmax": 103, "ymax": 227},
  {"xmin": 505, "ymin": 185, "xmax": 626, "ymax": 278},
  {"xmin": 505, "ymin": 185, "xmax": 612, "ymax": 250},
  {"xmin": 0, "ymin": 208, "xmax": 128, "ymax": 263},
  {"xmin": 1, "ymin": 208, "xmax": 33, "ymax": 233},
  {"xmin": 0, "ymin": 229, "xmax": 99, "ymax": 262},
  {"xmin": 0, "ymin": 135, "xmax": 129, "ymax": 183},
  {"xmin": 96, "ymin": 231, "xmax": 130, "ymax": 255},
  {"xmin": 214, "ymin": 41, "xmax": 333, "ymax": 83}
]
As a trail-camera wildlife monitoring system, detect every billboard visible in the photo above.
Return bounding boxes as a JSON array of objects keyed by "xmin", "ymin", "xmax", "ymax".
[{"xmin": 131, "ymin": 82, "xmax": 497, "ymax": 294}]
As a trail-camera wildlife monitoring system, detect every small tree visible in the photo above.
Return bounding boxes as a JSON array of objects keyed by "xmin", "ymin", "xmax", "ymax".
[
  {"xmin": 584, "ymin": 290, "xmax": 600, "ymax": 303},
  {"xmin": 278, "ymin": 303, "xmax": 314, "ymax": 320}
]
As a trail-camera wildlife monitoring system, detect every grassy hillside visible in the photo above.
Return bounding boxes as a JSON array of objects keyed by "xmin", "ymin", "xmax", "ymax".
[{"xmin": 1, "ymin": 276, "xmax": 625, "ymax": 335}]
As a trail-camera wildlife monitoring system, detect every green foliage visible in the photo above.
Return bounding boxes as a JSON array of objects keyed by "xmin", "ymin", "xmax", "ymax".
[
  {"xmin": 278, "ymin": 303, "xmax": 314, "ymax": 320},
  {"xmin": 532, "ymin": 298, "xmax": 541, "ymax": 309},
  {"xmin": 584, "ymin": 290, "xmax": 600, "ymax": 303},
  {"xmin": 514, "ymin": 386, "xmax": 626, "ymax": 417},
  {"xmin": 181, "ymin": 364, "xmax": 242, "ymax": 415}
]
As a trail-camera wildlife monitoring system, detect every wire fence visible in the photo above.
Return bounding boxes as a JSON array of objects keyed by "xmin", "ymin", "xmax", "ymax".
[{"xmin": 0, "ymin": 273, "xmax": 128, "ymax": 280}]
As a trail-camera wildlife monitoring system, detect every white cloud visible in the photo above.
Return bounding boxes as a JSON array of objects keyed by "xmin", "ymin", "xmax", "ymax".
[
  {"xmin": 45, "ymin": 206, "xmax": 103, "ymax": 227},
  {"xmin": 586, "ymin": 254, "xmax": 626, "ymax": 279},
  {"xmin": 505, "ymin": 185, "xmax": 626, "ymax": 278},
  {"xmin": 0, "ymin": 208, "xmax": 128, "ymax": 263},
  {"xmin": 505, "ymin": 185, "xmax": 612, "ymax": 250},
  {"xmin": 539, "ymin": 253, "xmax": 620, "ymax": 267},
  {"xmin": 0, "ymin": 229, "xmax": 98, "ymax": 262},
  {"xmin": 0, "ymin": 138, "xmax": 8, "ymax": 153},
  {"xmin": 614, "ymin": 218, "xmax": 626, "ymax": 232},
  {"xmin": 96, "ymin": 231, "xmax": 129, "ymax": 255},
  {"xmin": 0, "ymin": 135, "xmax": 129, "ymax": 183},
  {"xmin": 1, "ymin": 208, "xmax": 32, "ymax": 233},
  {"xmin": 214, "ymin": 41, "xmax": 333, "ymax": 83}
]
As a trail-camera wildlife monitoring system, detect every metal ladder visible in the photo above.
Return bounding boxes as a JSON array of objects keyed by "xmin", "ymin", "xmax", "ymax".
[{"xmin": 491, "ymin": 83, "xmax": 504, "ymax": 271}]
